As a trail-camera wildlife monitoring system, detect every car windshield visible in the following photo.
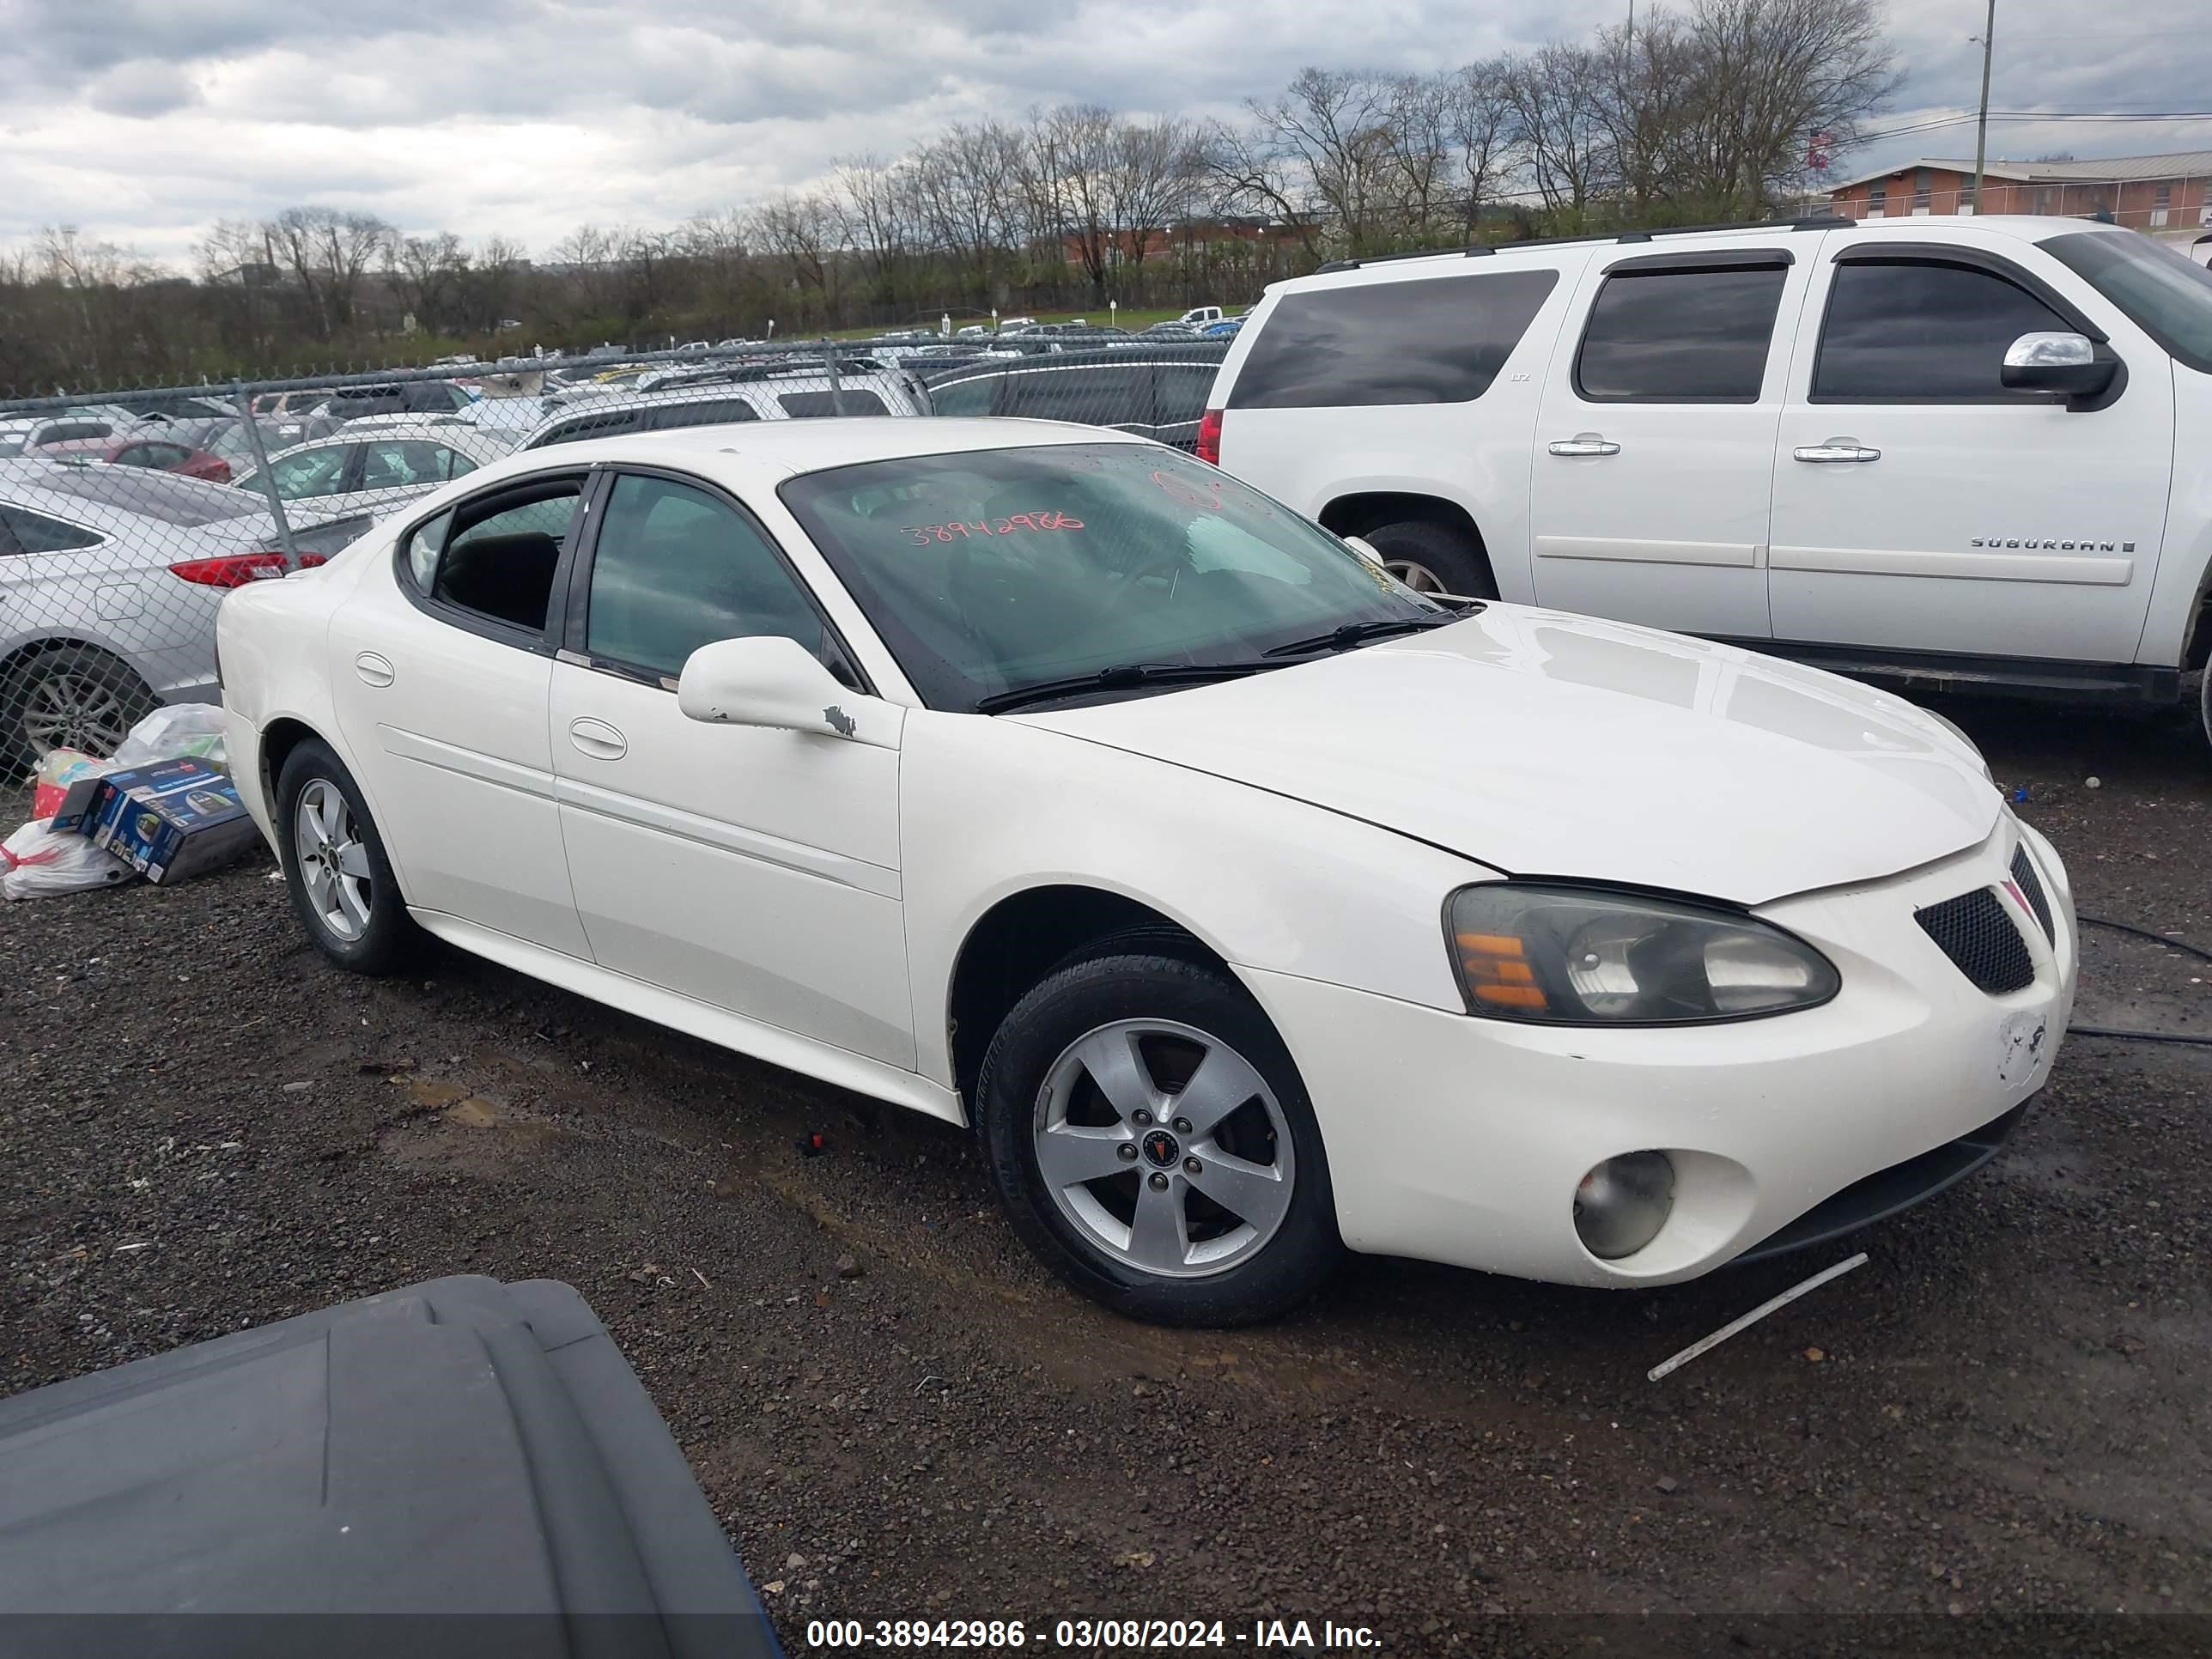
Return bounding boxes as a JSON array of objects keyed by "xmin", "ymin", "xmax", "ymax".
[
  {"xmin": 780, "ymin": 441, "xmax": 1440, "ymax": 711},
  {"xmin": 27, "ymin": 463, "xmax": 266, "ymax": 526},
  {"xmin": 2041, "ymin": 229, "xmax": 2212, "ymax": 374}
]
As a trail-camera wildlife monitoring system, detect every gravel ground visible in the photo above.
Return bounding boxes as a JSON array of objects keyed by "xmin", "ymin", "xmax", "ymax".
[{"xmin": 2, "ymin": 697, "xmax": 2208, "ymax": 1658}]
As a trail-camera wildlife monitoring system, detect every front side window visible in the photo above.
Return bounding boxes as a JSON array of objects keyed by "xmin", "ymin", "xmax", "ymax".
[
  {"xmin": 360, "ymin": 440, "xmax": 474, "ymax": 490},
  {"xmin": 780, "ymin": 441, "xmax": 1439, "ymax": 711},
  {"xmin": 584, "ymin": 474, "xmax": 829, "ymax": 679},
  {"xmin": 1229, "ymin": 268, "xmax": 1559, "ymax": 409},
  {"xmin": 1576, "ymin": 264, "xmax": 1787, "ymax": 402},
  {"xmin": 1814, "ymin": 260, "xmax": 2070, "ymax": 401},
  {"xmin": 268, "ymin": 445, "xmax": 352, "ymax": 500},
  {"xmin": 0, "ymin": 505, "xmax": 102, "ymax": 553},
  {"xmin": 2043, "ymin": 228, "xmax": 2212, "ymax": 374}
]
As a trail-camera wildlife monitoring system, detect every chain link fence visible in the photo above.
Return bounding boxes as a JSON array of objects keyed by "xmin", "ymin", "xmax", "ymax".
[{"xmin": 0, "ymin": 331, "xmax": 1231, "ymax": 777}]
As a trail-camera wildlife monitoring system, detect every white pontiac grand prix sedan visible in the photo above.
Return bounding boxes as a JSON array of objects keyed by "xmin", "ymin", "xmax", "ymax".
[{"xmin": 217, "ymin": 418, "xmax": 2077, "ymax": 1327}]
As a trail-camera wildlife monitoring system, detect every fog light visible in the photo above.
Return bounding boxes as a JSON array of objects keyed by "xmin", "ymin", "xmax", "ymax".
[{"xmin": 1574, "ymin": 1152, "xmax": 1675, "ymax": 1260}]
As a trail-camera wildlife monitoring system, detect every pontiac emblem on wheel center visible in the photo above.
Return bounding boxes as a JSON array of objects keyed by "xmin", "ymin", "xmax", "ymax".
[{"xmin": 1141, "ymin": 1130, "xmax": 1180, "ymax": 1168}]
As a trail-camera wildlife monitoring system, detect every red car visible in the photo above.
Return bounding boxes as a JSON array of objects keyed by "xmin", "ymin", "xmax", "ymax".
[{"xmin": 37, "ymin": 434, "xmax": 233, "ymax": 483}]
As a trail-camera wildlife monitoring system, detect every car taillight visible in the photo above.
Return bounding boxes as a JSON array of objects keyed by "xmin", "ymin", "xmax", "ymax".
[
  {"xmin": 168, "ymin": 552, "xmax": 326, "ymax": 587},
  {"xmin": 1195, "ymin": 407, "xmax": 1224, "ymax": 466}
]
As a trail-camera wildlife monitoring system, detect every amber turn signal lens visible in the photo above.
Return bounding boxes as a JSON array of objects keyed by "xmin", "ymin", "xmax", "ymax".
[{"xmin": 1456, "ymin": 929, "xmax": 1550, "ymax": 1013}]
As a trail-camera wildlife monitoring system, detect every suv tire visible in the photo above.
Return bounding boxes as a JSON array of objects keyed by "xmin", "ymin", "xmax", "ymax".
[{"xmin": 1359, "ymin": 519, "xmax": 1497, "ymax": 599}]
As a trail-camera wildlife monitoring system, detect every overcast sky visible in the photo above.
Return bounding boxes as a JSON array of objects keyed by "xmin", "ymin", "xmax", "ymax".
[{"xmin": 3, "ymin": 0, "xmax": 2208, "ymax": 267}]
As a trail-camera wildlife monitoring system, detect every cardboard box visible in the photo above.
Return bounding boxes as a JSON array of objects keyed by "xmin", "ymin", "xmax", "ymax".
[{"xmin": 82, "ymin": 758, "xmax": 259, "ymax": 885}]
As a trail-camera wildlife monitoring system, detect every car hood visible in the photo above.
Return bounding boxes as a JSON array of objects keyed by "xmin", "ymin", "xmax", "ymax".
[{"xmin": 1017, "ymin": 605, "xmax": 2002, "ymax": 906}]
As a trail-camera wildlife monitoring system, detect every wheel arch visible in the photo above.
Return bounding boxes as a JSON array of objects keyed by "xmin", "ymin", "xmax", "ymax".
[
  {"xmin": 945, "ymin": 884, "xmax": 1230, "ymax": 1109},
  {"xmin": 1316, "ymin": 491, "xmax": 1495, "ymax": 586}
]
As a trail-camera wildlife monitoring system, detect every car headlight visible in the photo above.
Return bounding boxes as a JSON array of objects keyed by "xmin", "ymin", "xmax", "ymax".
[{"xmin": 1446, "ymin": 884, "xmax": 1840, "ymax": 1025}]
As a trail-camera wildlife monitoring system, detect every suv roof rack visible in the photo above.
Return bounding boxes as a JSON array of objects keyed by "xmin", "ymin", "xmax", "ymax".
[{"xmin": 1315, "ymin": 215, "xmax": 1854, "ymax": 274}]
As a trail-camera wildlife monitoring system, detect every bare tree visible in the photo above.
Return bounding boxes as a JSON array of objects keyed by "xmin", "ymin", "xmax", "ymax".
[
  {"xmin": 1235, "ymin": 69, "xmax": 1399, "ymax": 255},
  {"xmin": 1105, "ymin": 116, "xmax": 1203, "ymax": 284},
  {"xmin": 264, "ymin": 207, "xmax": 395, "ymax": 338},
  {"xmin": 386, "ymin": 231, "xmax": 469, "ymax": 334},
  {"xmin": 1445, "ymin": 57, "xmax": 1522, "ymax": 237},
  {"xmin": 1379, "ymin": 76, "xmax": 1455, "ymax": 237},
  {"xmin": 1505, "ymin": 44, "xmax": 1615, "ymax": 217},
  {"xmin": 910, "ymin": 121, "xmax": 1024, "ymax": 303}
]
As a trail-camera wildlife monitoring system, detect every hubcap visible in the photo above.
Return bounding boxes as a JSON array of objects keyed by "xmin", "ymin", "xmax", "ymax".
[
  {"xmin": 293, "ymin": 779, "xmax": 373, "ymax": 942},
  {"xmin": 1385, "ymin": 559, "xmax": 1445, "ymax": 594},
  {"xmin": 22, "ymin": 669, "xmax": 134, "ymax": 754},
  {"xmin": 1033, "ymin": 1018, "xmax": 1295, "ymax": 1279}
]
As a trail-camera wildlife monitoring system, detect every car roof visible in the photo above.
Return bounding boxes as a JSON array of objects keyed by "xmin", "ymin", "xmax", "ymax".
[
  {"xmin": 921, "ymin": 343, "xmax": 1229, "ymax": 382},
  {"xmin": 465, "ymin": 416, "xmax": 1156, "ymax": 495},
  {"xmin": 1266, "ymin": 214, "xmax": 2138, "ymax": 298}
]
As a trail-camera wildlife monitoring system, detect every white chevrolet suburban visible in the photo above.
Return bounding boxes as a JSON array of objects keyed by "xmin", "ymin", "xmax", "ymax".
[{"xmin": 1201, "ymin": 216, "xmax": 2212, "ymax": 745}]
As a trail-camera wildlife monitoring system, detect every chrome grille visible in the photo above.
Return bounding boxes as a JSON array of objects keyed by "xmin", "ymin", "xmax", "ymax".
[{"xmin": 1916, "ymin": 887, "xmax": 2035, "ymax": 995}]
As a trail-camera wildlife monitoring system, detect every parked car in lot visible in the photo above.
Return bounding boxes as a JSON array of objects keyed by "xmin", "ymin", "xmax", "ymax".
[
  {"xmin": 0, "ymin": 409, "xmax": 145, "ymax": 455},
  {"xmin": 0, "ymin": 459, "xmax": 369, "ymax": 769},
  {"xmin": 217, "ymin": 420, "xmax": 2072, "ymax": 1327},
  {"xmin": 1210, "ymin": 215, "xmax": 2212, "ymax": 747},
  {"xmin": 521, "ymin": 366, "xmax": 927, "ymax": 448},
  {"xmin": 36, "ymin": 433, "xmax": 234, "ymax": 483},
  {"xmin": 231, "ymin": 424, "xmax": 511, "ymax": 520},
  {"xmin": 175, "ymin": 411, "xmax": 342, "ymax": 471},
  {"xmin": 921, "ymin": 343, "xmax": 1229, "ymax": 450},
  {"xmin": 1177, "ymin": 306, "xmax": 1225, "ymax": 326},
  {"xmin": 319, "ymin": 380, "xmax": 477, "ymax": 421}
]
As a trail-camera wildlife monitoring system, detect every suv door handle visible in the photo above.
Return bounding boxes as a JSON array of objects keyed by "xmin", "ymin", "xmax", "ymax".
[
  {"xmin": 1793, "ymin": 440, "xmax": 1881, "ymax": 464},
  {"xmin": 1547, "ymin": 434, "xmax": 1620, "ymax": 457},
  {"xmin": 568, "ymin": 717, "xmax": 626, "ymax": 760}
]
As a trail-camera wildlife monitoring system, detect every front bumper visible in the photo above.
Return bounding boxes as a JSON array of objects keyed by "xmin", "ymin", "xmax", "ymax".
[{"xmin": 1237, "ymin": 817, "xmax": 2075, "ymax": 1287}]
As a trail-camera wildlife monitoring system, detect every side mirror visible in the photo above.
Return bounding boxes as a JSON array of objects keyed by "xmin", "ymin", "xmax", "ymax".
[
  {"xmin": 1343, "ymin": 535, "xmax": 1388, "ymax": 569},
  {"xmin": 677, "ymin": 635, "xmax": 896, "ymax": 747},
  {"xmin": 2001, "ymin": 331, "xmax": 2118, "ymax": 404}
]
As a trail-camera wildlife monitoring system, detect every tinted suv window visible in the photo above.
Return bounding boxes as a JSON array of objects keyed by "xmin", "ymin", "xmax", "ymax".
[
  {"xmin": 648, "ymin": 397, "xmax": 760, "ymax": 430},
  {"xmin": 1576, "ymin": 264, "xmax": 1787, "ymax": 402},
  {"xmin": 927, "ymin": 376, "xmax": 996, "ymax": 416},
  {"xmin": 536, "ymin": 409, "xmax": 641, "ymax": 448},
  {"xmin": 1814, "ymin": 260, "xmax": 2071, "ymax": 401},
  {"xmin": 778, "ymin": 389, "xmax": 890, "ymax": 418},
  {"xmin": 585, "ymin": 474, "xmax": 826, "ymax": 678},
  {"xmin": 1002, "ymin": 366, "xmax": 1150, "ymax": 427},
  {"xmin": 1229, "ymin": 268, "xmax": 1559, "ymax": 408}
]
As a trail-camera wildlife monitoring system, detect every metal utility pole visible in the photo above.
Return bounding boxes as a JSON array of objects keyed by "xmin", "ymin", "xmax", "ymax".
[{"xmin": 1972, "ymin": 0, "xmax": 1996, "ymax": 213}]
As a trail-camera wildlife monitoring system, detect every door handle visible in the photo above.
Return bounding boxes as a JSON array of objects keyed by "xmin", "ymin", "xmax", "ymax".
[
  {"xmin": 1793, "ymin": 439, "xmax": 1881, "ymax": 464},
  {"xmin": 1547, "ymin": 434, "xmax": 1621, "ymax": 458},
  {"xmin": 568, "ymin": 717, "xmax": 626, "ymax": 760},
  {"xmin": 354, "ymin": 652, "xmax": 394, "ymax": 688}
]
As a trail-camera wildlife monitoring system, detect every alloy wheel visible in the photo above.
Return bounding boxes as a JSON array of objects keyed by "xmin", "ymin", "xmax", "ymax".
[
  {"xmin": 294, "ymin": 779, "xmax": 374, "ymax": 942},
  {"xmin": 1032, "ymin": 1018, "xmax": 1296, "ymax": 1279},
  {"xmin": 1386, "ymin": 560, "xmax": 1446, "ymax": 594},
  {"xmin": 22, "ymin": 669, "xmax": 135, "ymax": 755}
]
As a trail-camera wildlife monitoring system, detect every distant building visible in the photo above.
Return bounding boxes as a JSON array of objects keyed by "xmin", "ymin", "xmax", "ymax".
[
  {"xmin": 1826, "ymin": 150, "xmax": 2212, "ymax": 240},
  {"xmin": 1060, "ymin": 219, "xmax": 1274, "ymax": 268}
]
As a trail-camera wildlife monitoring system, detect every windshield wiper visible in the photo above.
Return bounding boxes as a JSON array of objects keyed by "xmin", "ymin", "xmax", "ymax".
[
  {"xmin": 1261, "ymin": 613, "xmax": 1461, "ymax": 658},
  {"xmin": 974, "ymin": 660, "xmax": 1279, "ymax": 714}
]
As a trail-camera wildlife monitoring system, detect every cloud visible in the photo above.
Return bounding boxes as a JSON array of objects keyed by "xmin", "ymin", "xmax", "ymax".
[
  {"xmin": 3, "ymin": 0, "xmax": 2209, "ymax": 267},
  {"xmin": 82, "ymin": 61, "xmax": 204, "ymax": 118}
]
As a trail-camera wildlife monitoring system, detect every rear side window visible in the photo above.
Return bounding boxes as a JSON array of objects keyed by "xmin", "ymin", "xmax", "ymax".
[
  {"xmin": 778, "ymin": 389, "xmax": 890, "ymax": 418},
  {"xmin": 1576, "ymin": 264, "xmax": 1787, "ymax": 402},
  {"xmin": 927, "ymin": 376, "xmax": 996, "ymax": 416},
  {"xmin": 1001, "ymin": 367, "xmax": 1150, "ymax": 427},
  {"xmin": 1814, "ymin": 260, "xmax": 2073, "ymax": 402},
  {"xmin": 535, "ymin": 410, "xmax": 641, "ymax": 448},
  {"xmin": 648, "ymin": 397, "xmax": 760, "ymax": 430},
  {"xmin": 420, "ymin": 483, "xmax": 583, "ymax": 635},
  {"xmin": 1229, "ymin": 268, "xmax": 1559, "ymax": 408},
  {"xmin": 0, "ymin": 505, "xmax": 103, "ymax": 552}
]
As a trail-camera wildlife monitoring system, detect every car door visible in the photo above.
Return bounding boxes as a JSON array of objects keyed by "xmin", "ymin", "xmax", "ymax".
[
  {"xmin": 1767, "ymin": 234, "xmax": 2172, "ymax": 665},
  {"xmin": 1530, "ymin": 248, "xmax": 1809, "ymax": 639},
  {"xmin": 547, "ymin": 468, "xmax": 913, "ymax": 1066},
  {"xmin": 325, "ymin": 474, "xmax": 593, "ymax": 958}
]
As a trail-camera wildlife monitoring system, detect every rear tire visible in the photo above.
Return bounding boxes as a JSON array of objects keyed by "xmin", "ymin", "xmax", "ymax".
[
  {"xmin": 276, "ymin": 738, "xmax": 416, "ymax": 975},
  {"xmin": 0, "ymin": 645, "xmax": 158, "ymax": 776},
  {"xmin": 1360, "ymin": 519, "xmax": 1497, "ymax": 599},
  {"xmin": 975, "ymin": 951, "xmax": 1343, "ymax": 1327}
]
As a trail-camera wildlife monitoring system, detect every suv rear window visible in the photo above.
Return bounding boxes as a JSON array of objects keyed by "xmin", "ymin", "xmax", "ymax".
[
  {"xmin": 1228, "ymin": 268, "xmax": 1559, "ymax": 408},
  {"xmin": 1575, "ymin": 264, "xmax": 1787, "ymax": 402}
]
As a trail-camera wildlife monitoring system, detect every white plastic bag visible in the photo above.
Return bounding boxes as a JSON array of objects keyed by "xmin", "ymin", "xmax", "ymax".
[
  {"xmin": 109, "ymin": 702, "xmax": 228, "ymax": 769},
  {"xmin": 1, "ymin": 818, "xmax": 134, "ymax": 900}
]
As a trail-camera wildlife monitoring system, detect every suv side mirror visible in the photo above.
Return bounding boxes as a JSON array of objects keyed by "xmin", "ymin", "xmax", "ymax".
[
  {"xmin": 1343, "ymin": 535, "xmax": 1389, "ymax": 569},
  {"xmin": 677, "ymin": 635, "xmax": 897, "ymax": 747},
  {"xmin": 2001, "ymin": 331, "xmax": 2118, "ymax": 405}
]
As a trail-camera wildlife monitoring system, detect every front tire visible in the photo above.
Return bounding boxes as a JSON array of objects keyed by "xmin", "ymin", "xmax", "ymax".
[
  {"xmin": 975, "ymin": 951, "xmax": 1343, "ymax": 1327},
  {"xmin": 276, "ymin": 738, "xmax": 416, "ymax": 975},
  {"xmin": 1360, "ymin": 519, "xmax": 1497, "ymax": 599}
]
